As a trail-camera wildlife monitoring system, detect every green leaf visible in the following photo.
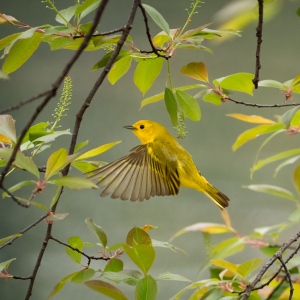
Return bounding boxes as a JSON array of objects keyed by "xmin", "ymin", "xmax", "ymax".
[
  {"xmin": 211, "ymin": 237, "xmax": 245, "ymax": 260},
  {"xmin": 134, "ymin": 58, "xmax": 164, "ymax": 95},
  {"xmin": 245, "ymin": 184, "xmax": 296, "ymax": 201},
  {"xmin": 237, "ymin": 258, "xmax": 262, "ymax": 278},
  {"xmin": 0, "ymin": 234, "xmax": 22, "ymax": 246},
  {"xmin": 75, "ymin": 140, "xmax": 89, "ymax": 152},
  {"xmin": 46, "ymin": 213, "xmax": 69, "ymax": 222},
  {"xmin": 11, "ymin": 196, "xmax": 48, "ymax": 211},
  {"xmin": 180, "ymin": 62, "xmax": 209, "ymax": 82},
  {"xmin": 55, "ymin": 5, "xmax": 78, "ymax": 24},
  {"xmin": 252, "ymin": 148, "xmax": 300, "ymax": 172},
  {"xmin": 104, "ymin": 258, "xmax": 123, "ymax": 272},
  {"xmin": 227, "ymin": 114, "xmax": 275, "ymax": 124},
  {"xmin": 85, "ymin": 218, "xmax": 108, "ymax": 248},
  {"xmin": 45, "ymin": 149, "xmax": 81, "ymax": 180},
  {"xmin": 0, "ymin": 70, "xmax": 8, "ymax": 79},
  {"xmin": 202, "ymin": 91, "xmax": 222, "ymax": 105},
  {"xmin": 65, "ymin": 236, "xmax": 83, "ymax": 264},
  {"xmin": 215, "ymin": 73, "xmax": 254, "ymax": 95},
  {"xmin": 2, "ymin": 180, "xmax": 36, "ymax": 198},
  {"xmin": 102, "ymin": 270, "xmax": 143, "ymax": 286},
  {"xmin": 48, "ymin": 176, "xmax": 98, "ymax": 190},
  {"xmin": 210, "ymin": 259, "xmax": 239, "ymax": 276},
  {"xmin": 258, "ymin": 80, "xmax": 284, "ymax": 89},
  {"xmin": 171, "ymin": 223, "xmax": 234, "ymax": 241},
  {"xmin": 176, "ymin": 90, "xmax": 201, "ymax": 121},
  {"xmin": 164, "ymin": 88, "xmax": 178, "ymax": 126},
  {"xmin": 0, "ymin": 33, "xmax": 21, "ymax": 51},
  {"xmin": 151, "ymin": 239, "xmax": 183, "ymax": 253},
  {"xmin": 232, "ymin": 124, "xmax": 284, "ymax": 151},
  {"xmin": 156, "ymin": 272, "xmax": 192, "ymax": 282},
  {"xmin": 142, "ymin": 4, "xmax": 170, "ymax": 35},
  {"xmin": 71, "ymin": 268, "xmax": 95, "ymax": 284},
  {"xmin": 141, "ymin": 84, "xmax": 205, "ymax": 107},
  {"xmin": 281, "ymin": 106, "xmax": 300, "ymax": 128},
  {"xmin": 0, "ymin": 115, "xmax": 16, "ymax": 143},
  {"xmin": 293, "ymin": 165, "xmax": 300, "ymax": 194},
  {"xmin": 108, "ymin": 56, "xmax": 132, "ymax": 85},
  {"xmin": 84, "ymin": 280, "xmax": 128, "ymax": 300},
  {"xmin": 135, "ymin": 275, "xmax": 157, "ymax": 300},
  {"xmin": 20, "ymin": 122, "xmax": 51, "ymax": 144},
  {"xmin": 76, "ymin": 141, "xmax": 121, "ymax": 161},
  {"xmin": 47, "ymin": 272, "xmax": 79, "ymax": 299},
  {"xmin": 259, "ymin": 246, "xmax": 280, "ymax": 257},
  {"xmin": 126, "ymin": 227, "xmax": 152, "ymax": 247},
  {"xmin": 123, "ymin": 244, "xmax": 155, "ymax": 275},
  {"xmin": 92, "ymin": 50, "xmax": 131, "ymax": 70},
  {"xmin": 0, "ymin": 258, "xmax": 16, "ymax": 273},
  {"xmin": 0, "ymin": 148, "xmax": 40, "ymax": 179},
  {"xmin": 2, "ymin": 32, "xmax": 43, "ymax": 74},
  {"xmin": 75, "ymin": 0, "xmax": 100, "ymax": 20},
  {"xmin": 152, "ymin": 32, "xmax": 171, "ymax": 47},
  {"xmin": 72, "ymin": 160, "xmax": 104, "ymax": 173}
]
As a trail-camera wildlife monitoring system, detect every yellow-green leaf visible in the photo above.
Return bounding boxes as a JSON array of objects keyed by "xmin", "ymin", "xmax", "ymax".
[
  {"xmin": 45, "ymin": 148, "xmax": 68, "ymax": 180},
  {"xmin": 48, "ymin": 176, "xmax": 98, "ymax": 190},
  {"xmin": 245, "ymin": 184, "xmax": 296, "ymax": 201},
  {"xmin": 293, "ymin": 165, "xmax": 300, "ymax": 194},
  {"xmin": 232, "ymin": 124, "xmax": 284, "ymax": 151},
  {"xmin": 164, "ymin": 87, "xmax": 178, "ymax": 126},
  {"xmin": 126, "ymin": 227, "xmax": 152, "ymax": 247},
  {"xmin": 65, "ymin": 236, "xmax": 83, "ymax": 264},
  {"xmin": 0, "ymin": 258, "xmax": 16, "ymax": 273},
  {"xmin": 135, "ymin": 275, "xmax": 157, "ymax": 300},
  {"xmin": 237, "ymin": 258, "xmax": 262, "ymax": 278},
  {"xmin": 142, "ymin": 4, "xmax": 170, "ymax": 35},
  {"xmin": 134, "ymin": 58, "xmax": 164, "ymax": 95},
  {"xmin": 210, "ymin": 259, "xmax": 239, "ymax": 276},
  {"xmin": 252, "ymin": 148, "xmax": 300, "ymax": 172},
  {"xmin": 84, "ymin": 279, "xmax": 128, "ymax": 300},
  {"xmin": 2, "ymin": 180, "xmax": 35, "ymax": 198},
  {"xmin": 180, "ymin": 62, "xmax": 209, "ymax": 82},
  {"xmin": 85, "ymin": 218, "xmax": 107, "ymax": 247},
  {"xmin": 176, "ymin": 90, "xmax": 201, "ymax": 121},
  {"xmin": 227, "ymin": 113, "xmax": 275, "ymax": 124},
  {"xmin": 3, "ymin": 32, "xmax": 43, "ymax": 74},
  {"xmin": 108, "ymin": 56, "xmax": 132, "ymax": 85},
  {"xmin": 152, "ymin": 32, "xmax": 170, "ymax": 47},
  {"xmin": 71, "ymin": 268, "xmax": 95, "ymax": 284},
  {"xmin": 215, "ymin": 73, "xmax": 254, "ymax": 95},
  {"xmin": 76, "ymin": 141, "xmax": 121, "ymax": 161},
  {"xmin": 0, "ymin": 234, "xmax": 22, "ymax": 246}
]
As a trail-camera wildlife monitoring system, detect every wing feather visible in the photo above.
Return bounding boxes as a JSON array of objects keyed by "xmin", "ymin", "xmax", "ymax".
[{"xmin": 88, "ymin": 144, "xmax": 180, "ymax": 201}]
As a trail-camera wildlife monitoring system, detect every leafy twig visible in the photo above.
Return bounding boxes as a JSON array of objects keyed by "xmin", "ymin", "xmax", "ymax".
[
  {"xmin": 228, "ymin": 97, "xmax": 300, "ymax": 108},
  {"xmin": 49, "ymin": 236, "xmax": 109, "ymax": 266}
]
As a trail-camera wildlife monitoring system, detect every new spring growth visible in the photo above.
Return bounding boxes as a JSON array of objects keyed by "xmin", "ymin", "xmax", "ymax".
[{"xmin": 51, "ymin": 76, "xmax": 72, "ymax": 130}]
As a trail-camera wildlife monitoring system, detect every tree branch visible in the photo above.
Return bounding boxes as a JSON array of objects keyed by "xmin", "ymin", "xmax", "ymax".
[
  {"xmin": 240, "ymin": 230, "xmax": 300, "ymax": 299},
  {"xmin": 49, "ymin": 236, "xmax": 109, "ymax": 266},
  {"xmin": 228, "ymin": 97, "xmax": 300, "ymax": 108},
  {"xmin": 252, "ymin": 0, "xmax": 264, "ymax": 88}
]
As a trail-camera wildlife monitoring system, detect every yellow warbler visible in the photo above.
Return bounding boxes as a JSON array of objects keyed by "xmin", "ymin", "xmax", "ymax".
[{"xmin": 89, "ymin": 120, "xmax": 229, "ymax": 209}]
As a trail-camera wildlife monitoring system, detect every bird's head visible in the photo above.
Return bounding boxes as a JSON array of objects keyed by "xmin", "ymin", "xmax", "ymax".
[{"xmin": 124, "ymin": 120, "xmax": 166, "ymax": 144}]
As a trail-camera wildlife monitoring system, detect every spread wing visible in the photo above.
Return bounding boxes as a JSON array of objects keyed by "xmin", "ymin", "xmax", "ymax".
[{"xmin": 87, "ymin": 144, "xmax": 180, "ymax": 201}]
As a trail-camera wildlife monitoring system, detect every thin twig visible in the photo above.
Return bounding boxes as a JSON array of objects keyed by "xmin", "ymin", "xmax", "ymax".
[
  {"xmin": 0, "ymin": 214, "xmax": 48, "ymax": 250},
  {"xmin": 240, "ymin": 231, "xmax": 300, "ymax": 299},
  {"xmin": 277, "ymin": 256, "xmax": 294, "ymax": 300},
  {"xmin": 252, "ymin": 0, "xmax": 264, "ymax": 88},
  {"xmin": 50, "ymin": 236, "xmax": 109, "ymax": 266},
  {"xmin": 228, "ymin": 97, "xmax": 300, "ymax": 108},
  {"xmin": 265, "ymin": 274, "xmax": 288, "ymax": 300},
  {"xmin": 1, "ymin": 186, "xmax": 28, "ymax": 208},
  {"xmin": 73, "ymin": 27, "xmax": 124, "ymax": 39},
  {"xmin": 138, "ymin": 2, "xmax": 170, "ymax": 59}
]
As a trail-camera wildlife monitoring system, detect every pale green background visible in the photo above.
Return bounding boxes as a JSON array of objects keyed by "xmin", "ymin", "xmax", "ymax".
[{"xmin": 1, "ymin": 1, "xmax": 300, "ymax": 299}]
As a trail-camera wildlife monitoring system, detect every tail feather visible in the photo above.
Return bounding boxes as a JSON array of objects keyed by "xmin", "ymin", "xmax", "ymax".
[{"xmin": 205, "ymin": 184, "xmax": 230, "ymax": 210}]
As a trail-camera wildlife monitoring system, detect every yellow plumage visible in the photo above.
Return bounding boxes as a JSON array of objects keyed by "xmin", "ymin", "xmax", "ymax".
[{"xmin": 88, "ymin": 120, "xmax": 229, "ymax": 209}]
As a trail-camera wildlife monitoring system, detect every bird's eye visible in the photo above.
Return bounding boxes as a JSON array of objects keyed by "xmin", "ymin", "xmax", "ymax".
[{"xmin": 140, "ymin": 125, "xmax": 145, "ymax": 129}]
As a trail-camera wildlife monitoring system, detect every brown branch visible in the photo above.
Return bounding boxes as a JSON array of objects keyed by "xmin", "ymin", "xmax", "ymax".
[
  {"xmin": 73, "ymin": 27, "xmax": 125, "ymax": 39},
  {"xmin": 0, "ymin": 214, "xmax": 48, "ymax": 250},
  {"xmin": 228, "ymin": 97, "xmax": 300, "ymax": 108},
  {"xmin": 240, "ymin": 231, "xmax": 300, "ymax": 299},
  {"xmin": 138, "ymin": 2, "xmax": 170, "ymax": 59},
  {"xmin": 49, "ymin": 236, "xmax": 109, "ymax": 266},
  {"xmin": 277, "ymin": 256, "xmax": 294, "ymax": 300},
  {"xmin": 252, "ymin": 0, "xmax": 264, "ymax": 88},
  {"xmin": 1, "ymin": 186, "xmax": 29, "ymax": 208}
]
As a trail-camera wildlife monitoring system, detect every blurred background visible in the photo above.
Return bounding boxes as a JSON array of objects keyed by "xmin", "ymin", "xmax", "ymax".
[{"xmin": 1, "ymin": 0, "xmax": 300, "ymax": 299}]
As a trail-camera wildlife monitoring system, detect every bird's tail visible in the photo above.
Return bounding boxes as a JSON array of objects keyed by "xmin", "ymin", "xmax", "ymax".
[{"xmin": 199, "ymin": 177, "xmax": 230, "ymax": 209}]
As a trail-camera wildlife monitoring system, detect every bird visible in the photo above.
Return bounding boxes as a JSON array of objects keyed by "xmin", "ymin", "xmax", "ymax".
[{"xmin": 88, "ymin": 120, "xmax": 230, "ymax": 209}]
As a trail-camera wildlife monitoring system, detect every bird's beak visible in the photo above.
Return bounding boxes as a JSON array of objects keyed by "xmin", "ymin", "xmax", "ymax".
[{"xmin": 123, "ymin": 125, "xmax": 136, "ymax": 130}]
